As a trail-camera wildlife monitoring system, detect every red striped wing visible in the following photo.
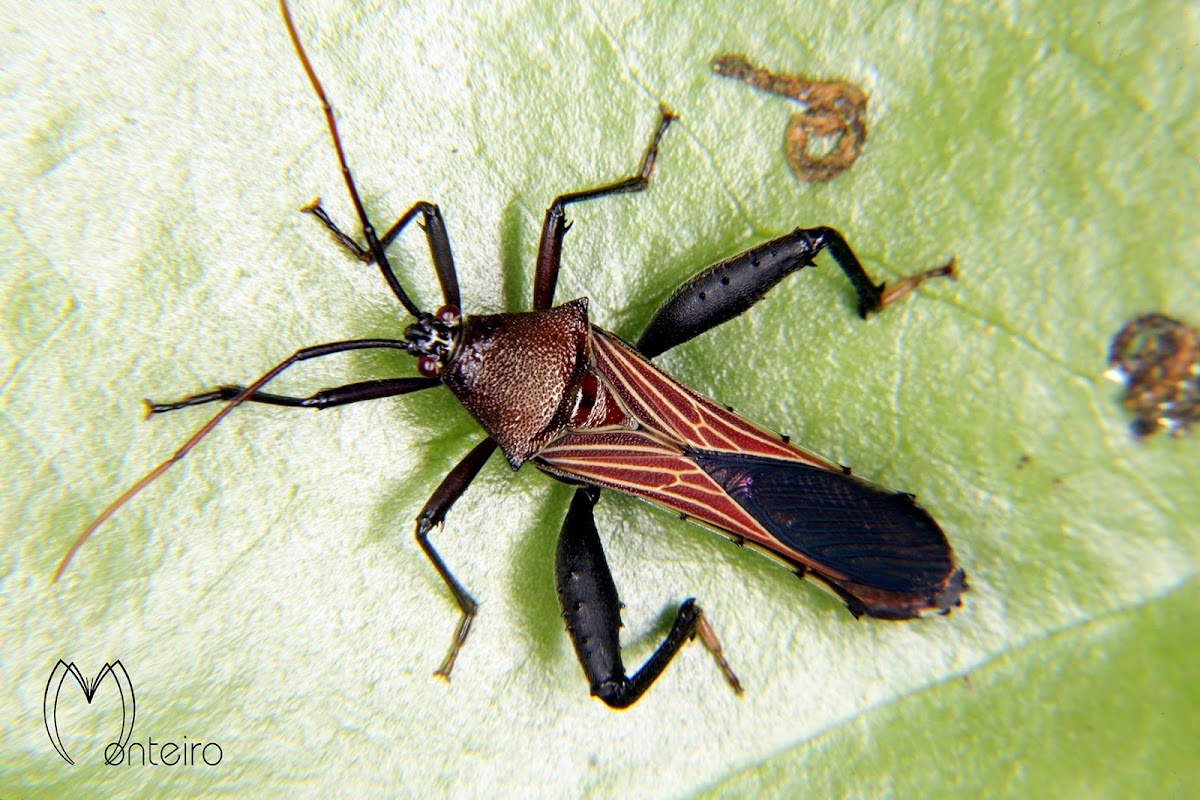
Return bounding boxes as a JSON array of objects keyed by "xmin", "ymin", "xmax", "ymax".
[
  {"xmin": 535, "ymin": 328, "xmax": 839, "ymax": 567},
  {"xmin": 536, "ymin": 429, "xmax": 774, "ymax": 547},
  {"xmin": 535, "ymin": 327, "xmax": 963, "ymax": 619},
  {"xmin": 588, "ymin": 330, "xmax": 836, "ymax": 468}
]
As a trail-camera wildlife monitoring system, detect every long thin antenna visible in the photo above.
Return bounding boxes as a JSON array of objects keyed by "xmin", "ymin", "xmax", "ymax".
[{"xmin": 279, "ymin": 0, "xmax": 420, "ymax": 317}]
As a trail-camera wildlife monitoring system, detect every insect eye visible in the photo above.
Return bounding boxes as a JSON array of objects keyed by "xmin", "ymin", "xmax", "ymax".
[
  {"xmin": 417, "ymin": 356, "xmax": 441, "ymax": 378},
  {"xmin": 435, "ymin": 305, "xmax": 462, "ymax": 326}
]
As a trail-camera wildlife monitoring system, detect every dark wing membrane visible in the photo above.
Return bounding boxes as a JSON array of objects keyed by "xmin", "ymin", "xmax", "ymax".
[{"xmin": 692, "ymin": 450, "xmax": 964, "ymax": 618}]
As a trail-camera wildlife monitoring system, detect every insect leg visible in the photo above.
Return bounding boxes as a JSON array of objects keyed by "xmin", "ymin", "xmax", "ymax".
[
  {"xmin": 636, "ymin": 226, "xmax": 954, "ymax": 358},
  {"xmin": 146, "ymin": 377, "xmax": 440, "ymax": 414},
  {"xmin": 303, "ymin": 199, "xmax": 460, "ymax": 310},
  {"xmin": 415, "ymin": 437, "xmax": 499, "ymax": 678},
  {"xmin": 532, "ymin": 107, "xmax": 676, "ymax": 310},
  {"xmin": 281, "ymin": 0, "xmax": 423, "ymax": 316},
  {"xmin": 56, "ymin": 337, "xmax": 413, "ymax": 581},
  {"xmin": 555, "ymin": 486, "xmax": 741, "ymax": 708}
]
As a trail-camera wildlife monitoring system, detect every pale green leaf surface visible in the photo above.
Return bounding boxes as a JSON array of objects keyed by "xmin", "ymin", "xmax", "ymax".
[{"xmin": 1, "ymin": 0, "xmax": 1196, "ymax": 797}]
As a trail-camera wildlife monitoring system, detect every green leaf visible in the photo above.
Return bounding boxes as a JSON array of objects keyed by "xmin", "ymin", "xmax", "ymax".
[{"xmin": 2, "ymin": 0, "xmax": 1195, "ymax": 796}]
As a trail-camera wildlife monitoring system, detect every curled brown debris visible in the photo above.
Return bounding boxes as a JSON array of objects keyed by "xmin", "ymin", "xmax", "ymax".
[{"xmin": 713, "ymin": 53, "xmax": 868, "ymax": 183}]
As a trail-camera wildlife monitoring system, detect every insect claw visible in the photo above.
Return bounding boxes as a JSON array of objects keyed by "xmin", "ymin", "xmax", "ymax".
[
  {"xmin": 434, "ymin": 610, "xmax": 476, "ymax": 680},
  {"xmin": 879, "ymin": 258, "xmax": 957, "ymax": 308}
]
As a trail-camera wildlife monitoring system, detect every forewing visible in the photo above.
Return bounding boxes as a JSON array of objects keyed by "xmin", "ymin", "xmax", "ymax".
[
  {"xmin": 537, "ymin": 327, "xmax": 964, "ymax": 619},
  {"xmin": 692, "ymin": 451, "xmax": 963, "ymax": 617},
  {"xmin": 590, "ymin": 329, "xmax": 835, "ymax": 467},
  {"xmin": 536, "ymin": 431, "xmax": 773, "ymax": 544}
]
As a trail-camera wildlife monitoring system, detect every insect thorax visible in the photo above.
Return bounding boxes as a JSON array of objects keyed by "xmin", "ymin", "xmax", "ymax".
[{"xmin": 440, "ymin": 298, "xmax": 599, "ymax": 468}]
